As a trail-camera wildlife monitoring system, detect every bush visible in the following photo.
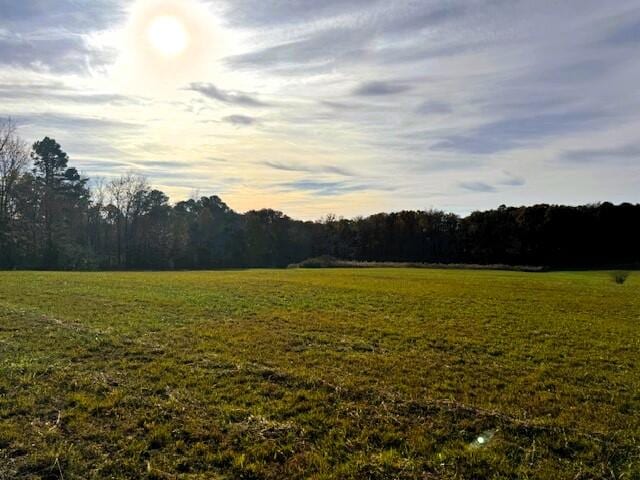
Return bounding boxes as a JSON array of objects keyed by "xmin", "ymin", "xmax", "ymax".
[
  {"xmin": 289, "ymin": 255, "xmax": 340, "ymax": 268},
  {"xmin": 289, "ymin": 257, "xmax": 546, "ymax": 271},
  {"xmin": 612, "ymin": 271, "xmax": 630, "ymax": 285}
]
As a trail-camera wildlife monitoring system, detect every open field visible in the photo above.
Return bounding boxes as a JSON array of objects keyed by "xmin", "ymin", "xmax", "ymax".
[{"xmin": 0, "ymin": 269, "xmax": 638, "ymax": 479}]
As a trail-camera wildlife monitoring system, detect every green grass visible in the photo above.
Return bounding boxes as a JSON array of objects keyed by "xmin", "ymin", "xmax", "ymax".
[{"xmin": 0, "ymin": 269, "xmax": 638, "ymax": 479}]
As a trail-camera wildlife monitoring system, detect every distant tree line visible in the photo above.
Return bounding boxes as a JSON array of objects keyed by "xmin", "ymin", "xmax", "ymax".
[{"xmin": 1, "ymin": 120, "xmax": 638, "ymax": 270}]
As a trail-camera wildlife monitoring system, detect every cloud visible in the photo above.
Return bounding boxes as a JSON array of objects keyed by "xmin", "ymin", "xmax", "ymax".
[
  {"xmin": 497, "ymin": 172, "xmax": 526, "ymax": 187},
  {"xmin": 0, "ymin": 30, "xmax": 114, "ymax": 73},
  {"xmin": 1, "ymin": 112, "xmax": 143, "ymax": 167},
  {"xmin": 225, "ymin": 2, "xmax": 471, "ymax": 73},
  {"xmin": 8, "ymin": 112, "xmax": 141, "ymax": 133},
  {"xmin": 561, "ymin": 145, "xmax": 640, "ymax": 164},
  {"xmin": 0, "ymin": 0, "xmax": 119, "ymax": 73},
  {"xmin": 416, "ymin": 101, "xmax": 452, "ymax": 115},
  {"xmin": 431, "ymin": 110, "xmax": 609, "ymax": 155},
  {"xmin": 382, "ymin": 4, "xmax": 466, "ymax": 35},
  {"xmin": 276, "ymin": 179, "xmax": 375, "ymax": 196},
  {"xmin": 418, "ymin": 158, "xmax": 482, "ymax": 173},
  {"xmin": 530, "ymin": 60, "xmax": 608, "ymax": 85},
  {"xmin": 227, "ymin": 26, "xmax": 370, "ymax": 70},
  {"xmin": 263, "ymin": 161, "xmax": 354, "ymax": 176},
  {"xmin": 459, "ymin": 181, "xmax": 496, "ymax": 193},
  {"xmin": 219, "ymin": 1, "xmax": 467, "ymax": 37},
  {"xmin": 223, "ymin": 114, "xmax": 257, "ymax": 126},
  {"xmin": 320, "ymin": 100, "xmax": 374, "ymax": 111},
  {"xmin": 188, "ymin": 83, "xmax": 268, "ymax": 107},
  {"xmin": 0, "ymin": 0, "xmax": 124, "ymax": 32},
  {"xmin": 137, "ymin": 160, "xmax": 190, "ymax": 169},
  {"xmin": 458, "ymin": 173, "xmax": 525, "ymax": 194},
  {"xmin": 0, "ymin": 82, "xmax": 136, "ymax": 105},
  {"xmin": 603, "ymin": 18, "xmax": 640, "ymax": 45},
  {"xmin": 58, "ymin": 140, "xmax": 130, "ymax": 161},
  {"xmin": 353, "ymin": 81, "xmax": 412, "ymax": 96},
  {"xmin": 218, "ymin": 0, "xmax": 378, "ymax": 27},
  {"xmin": 205, "ymin": 157, "xmax": 229, "ymax": 164}
]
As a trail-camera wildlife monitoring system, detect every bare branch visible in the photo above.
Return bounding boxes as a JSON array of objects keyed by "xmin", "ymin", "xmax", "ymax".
[{"xmin": 0, "ymin": 118, "xmax": 29, "ymax": 222}]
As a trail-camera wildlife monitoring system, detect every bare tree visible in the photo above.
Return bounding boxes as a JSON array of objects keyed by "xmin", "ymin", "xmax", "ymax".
[
  {"xmin": 0, "ymin": 118, "xmax": 29, "ymax": 225},
  {"xmin": 107, "ymin": 172, "xmax": 148, "ymax": 265},
  {"xmin": 90, "ymin": 177, "xmax": 107, "ymax": 207}
]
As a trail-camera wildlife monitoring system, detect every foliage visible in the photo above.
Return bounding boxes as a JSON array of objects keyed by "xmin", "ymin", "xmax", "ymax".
[
  {"xmin": 1, "ymin": 130, "xmax": 640, "ymax": 270},
  {"xmin": 0, "ymin": 269, "xmax": 638, "ymax": 478}
]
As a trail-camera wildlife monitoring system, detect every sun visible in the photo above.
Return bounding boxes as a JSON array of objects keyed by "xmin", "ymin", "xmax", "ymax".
[
  {"xmin": 116, "ymin": 0, "xmax": 228, "ymax": 92},
  {"xmin": 146, "ymin": 15, "xmax": 189, "ymax": 57}
]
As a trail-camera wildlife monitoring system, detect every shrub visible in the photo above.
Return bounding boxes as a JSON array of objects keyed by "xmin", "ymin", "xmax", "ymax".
[
  {"xmin": 289, "ymin": 257, "xmax": 546, "ymax": 272},
  {"xmin": 612, "ymin": 271, "xmax": 630, "ymax": 285},
  {"xmin": 289, "ymin": 255, "xmax": 340, "ymax": 268}
]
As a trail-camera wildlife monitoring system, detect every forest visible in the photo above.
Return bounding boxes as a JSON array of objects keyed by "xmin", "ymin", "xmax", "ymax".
[{"xmin": 1, "ymin": 120, "xmax": 639, "ymax": 270}]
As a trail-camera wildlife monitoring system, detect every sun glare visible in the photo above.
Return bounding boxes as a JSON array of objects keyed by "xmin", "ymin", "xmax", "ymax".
[
  {"xmin": 116, "ymin": 0, "xmax": 229, "ymax": 93},
  {"xmin": 147, "ymin": 15, "xmax": 189, "ymax": 57}
]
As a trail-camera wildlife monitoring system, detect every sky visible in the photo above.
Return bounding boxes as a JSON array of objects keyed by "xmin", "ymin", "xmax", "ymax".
[{"xmin": 0, "ymin": 0, "xmax": 639, "ymax": 219}]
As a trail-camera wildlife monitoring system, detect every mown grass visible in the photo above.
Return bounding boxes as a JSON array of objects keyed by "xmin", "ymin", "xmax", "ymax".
[{"xmin": 0, "ymin": 269, "xmax": 638, "ymax": 479}]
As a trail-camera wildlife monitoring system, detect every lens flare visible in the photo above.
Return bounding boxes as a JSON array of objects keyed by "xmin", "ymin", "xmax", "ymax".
[{"xmin": 147, "ymin": 15, "xmax": 189, "ymax": 57}]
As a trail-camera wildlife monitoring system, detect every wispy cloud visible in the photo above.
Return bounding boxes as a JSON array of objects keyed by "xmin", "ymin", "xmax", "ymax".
[
  {"xmin": 264, "ymin": 161, "xmax": 354, "ymax": 176},
  {"xmin": 227, "ymin": 26, "xmax": 370, "ymax": 71},
  {"xmin": 0, "ymin": 31, "xmax": 114, "ymax": 73},
  {"xmin": 223, "ymin": 114, "xmax": 257, "ymax": 126},
  {"xmin": 459, "ymin": 181, "xmax": 496, "ymax": 193},
  {"xmin": 188, "ymin": 83, "xmax": 268, "ymax": 107},
  {"xmin": 561, "ymin": 145, "xmax": 640, "ymax": 164},
  {"xmin": 353, "ymin": 81, "xmax": 412, "ymax": 96},
  {"xmin": 0, "ymin": 0, "xmax": 124, "ymax": 32},
  {"xmin": 602, "ymin": 18, "xmax": 640, "ymax": 45},
  {"xmin": 8, "ymin": 112, "xmax": 141, "ymax": 132},
  {"xmin": 458, "ymin": 173, "xmax": 526, "ymax": 194},
  {"xmin": 416, "ymin": 100, "xmax": 452, "ymax": 115},
  {"xmin": 431, "ymin": 111, "xmax": 610, "ymax": 155},
  {"xmin": 498, "ymin": 172, "xmax": 526, "ymax": 187},
  {"xmin": 0, "ymin": 82, "xmax": 137, "ymax": 105},
  {"xmin": 276, "ymin": 179, "xmax": 376, "ymax": 196}
]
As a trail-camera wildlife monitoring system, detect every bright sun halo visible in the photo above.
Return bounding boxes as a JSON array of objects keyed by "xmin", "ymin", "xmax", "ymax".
[{"xmin": 147, "ymin": 15, "xmax": 189, "ymax": 57}]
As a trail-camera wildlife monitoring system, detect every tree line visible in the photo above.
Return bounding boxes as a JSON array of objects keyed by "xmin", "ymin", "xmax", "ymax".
[{"xmin": 1, "ymin": 119, "xmax": 638, "ymax": 270}]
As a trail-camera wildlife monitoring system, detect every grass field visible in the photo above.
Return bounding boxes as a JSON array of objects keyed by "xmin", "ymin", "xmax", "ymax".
[{"xmin": 0, "ymin": 269, "xmax": 638, "ymax": 479}]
